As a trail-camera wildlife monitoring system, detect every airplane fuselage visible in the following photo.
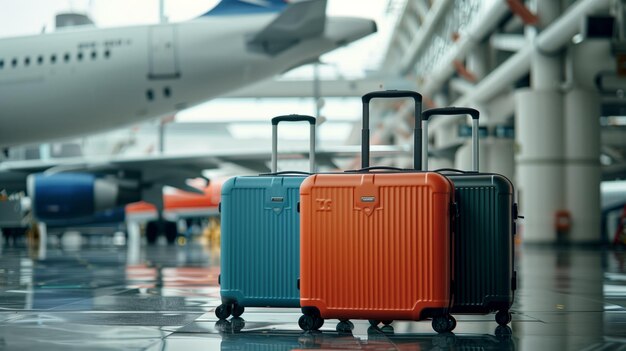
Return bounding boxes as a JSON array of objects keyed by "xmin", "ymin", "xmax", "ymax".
[{"xmin": 0, "ymin": 15, "xmax": 373, "ymax": 147}]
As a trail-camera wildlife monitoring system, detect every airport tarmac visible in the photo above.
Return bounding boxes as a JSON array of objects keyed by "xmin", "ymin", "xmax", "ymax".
[{"xmin": 0, "ymin": 237, "xmax": 624, "ymax": 350}]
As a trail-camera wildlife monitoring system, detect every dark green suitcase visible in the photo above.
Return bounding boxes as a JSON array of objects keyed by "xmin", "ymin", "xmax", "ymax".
[{"xmin": 422, "ymin": 107, "xmax": 520, "ymax": 326}]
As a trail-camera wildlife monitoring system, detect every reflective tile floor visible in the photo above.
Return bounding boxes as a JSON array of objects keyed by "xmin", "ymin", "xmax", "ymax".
[{"xmin": 0, "ymin": 236, "xmax": 625, "ymax": 350}]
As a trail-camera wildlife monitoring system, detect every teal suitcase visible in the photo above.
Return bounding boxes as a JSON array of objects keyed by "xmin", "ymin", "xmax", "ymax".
[
  {"xmin": 216, "ymin": 114, "xmax": 316, "ymax": 319},
  {"xmin": 422, "ymin": 107, "xmax": 520, "ymax": 326}
]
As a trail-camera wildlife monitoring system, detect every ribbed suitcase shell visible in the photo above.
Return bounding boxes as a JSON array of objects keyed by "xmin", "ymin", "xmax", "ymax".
[
  {"xmin": 447, "ymin": 173, "xmax": 516, "ymax": 313},
  {"xmin": 220, "ymin": 175, "xmax": 304, "ymax": 307},
  {"xmin": 300, "ymin": 172, "xmax": 454, "ymax": 321}
]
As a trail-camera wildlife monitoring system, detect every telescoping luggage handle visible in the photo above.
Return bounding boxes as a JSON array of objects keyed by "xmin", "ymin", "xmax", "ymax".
[
  {"xmin": 361, "ymin": 90, "xmax": 423, "ymax": 170},
  {"xmin": 421, "ymin": 107, "xmax": 480, "ymax": 172},
  {"xmin": 271, "ymin": 114, "xmax": 316, "ymax": 174}
]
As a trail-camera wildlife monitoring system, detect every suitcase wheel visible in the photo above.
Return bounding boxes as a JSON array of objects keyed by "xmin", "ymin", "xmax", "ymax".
[
  {"xmin": 215, "ymin": 319, "xmax": 231, "ymax": 332},
  {"xmin": 495, "ymin": 325, "xmax": 513, "ymax": 338},
  {"xmin": 336, "ymin": 320, "xmax": 353, "ymax": 333},
  {"xmin": 381, "ymin": 324, "xmax": 394, "ymax": 334},
  {"xmin": 447, "ymin": 315, "xmax": 457, "ymax": 332},
  {"xmin": 314, "ymin": 316, "xmax": 324, "ymax": 330},
  {"xmin": 215, "ymin": 317, "xmax": 245, "ymax": 333},
  {"xmin": 232, "ymin": 303, "xmax": 245, "ymax": 318},
  {"xmin": 215, "ymin": 304, "xmax": 232, "ymax": 320},
  {"xmin": 432, "ymin": 315, "xmax": 456, "ymax": 333},
  {"xmin": 230, "ymin": 316, "xmax": 245, "ymax": 331},
  {"xmin": 298, "ymin": 314, "xmax": 324, "ymax": 331},
  {"xmin": 495, "ymin": 310, "xmax": 512, "ymax": 326},
  {"xmin": 382, "ymin": 320, "xmax": 393, "ymax": 326}
]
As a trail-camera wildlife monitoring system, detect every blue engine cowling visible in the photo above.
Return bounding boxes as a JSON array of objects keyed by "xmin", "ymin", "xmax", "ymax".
[
  {"xmin": 43, "ymin": 207, "xmax": 127, "ymax": 228},
  {"xmin": 27, "ymin": 173, "xmax": 140, "ymax": 221}
]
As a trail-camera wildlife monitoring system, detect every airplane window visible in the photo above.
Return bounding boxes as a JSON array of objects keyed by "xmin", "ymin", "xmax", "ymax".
[
  {"xmin": 50, "ymin": 55, "xmax": 57, "ymax": 64},
  {"xmin": 77, "ymin": 52, "xmax": 83, "ymax": 61},
  {"xmin": 37, "ymin": 56, "xmax": 43, "ymax": 65},
  {"xmin": 24, "ymin": 57, "xmax": 30, "ymax": 66},
  {"xmin": 104, "ymin": 50, "xmax": 111, "ymax": 58},
  {"xmin": 91, "ymin": 51, "xmax": 97, "ymax": 60},
  {"xmin": 64, "ymin": 53, "xmax": 70, "ymax": 62},
  {"xmin": 0, "ymin": 59, "xmax": 4, "ymax": 69},
  {"xmin": 146, "ymin": 89, "xmax": 154, "ymax": 101},
  {"xmin": 164, "ymin": 87, "xmax": 171, "ymax": 98},
  {"xmin": 11, "ymin": 58, "xmax": 18, "ymax": 67}
]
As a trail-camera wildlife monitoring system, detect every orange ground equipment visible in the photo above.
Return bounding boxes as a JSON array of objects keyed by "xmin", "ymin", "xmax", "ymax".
[{"xmin": 298, "ymin": 90, "xmax": 456, "ymax": 333}]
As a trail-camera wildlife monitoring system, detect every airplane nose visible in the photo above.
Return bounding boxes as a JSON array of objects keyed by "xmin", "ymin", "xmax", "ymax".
[{"xmin": 325, "ymin": 17, "xmax": 378, "ymax": 47}]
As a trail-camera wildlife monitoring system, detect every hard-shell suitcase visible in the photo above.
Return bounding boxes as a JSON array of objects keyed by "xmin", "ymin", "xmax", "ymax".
[
  {"xmin": 299, "ymin": 90, "xmax": 457, "ymax": 333},
  {"xmin": 216, "ymin": 114, "xmax": 316, "ymax": 319},
  {"xmin": 421, "ymin": 107, "xmax": 519, "ymax": 325}
]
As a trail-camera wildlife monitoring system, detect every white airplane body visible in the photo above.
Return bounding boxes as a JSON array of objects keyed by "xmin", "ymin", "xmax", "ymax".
[{"xmin": 0, "ymin": 0, "xmax": 375, "ymax": 147}]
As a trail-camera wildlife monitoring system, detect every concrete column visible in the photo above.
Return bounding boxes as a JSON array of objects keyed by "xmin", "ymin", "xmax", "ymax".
[
  {"xmin": 515, "ymin": 90, "xmax": 564, "ymax": 243},
  {"xmin": 563, "ymin": 92, "xmax": 602, "ymax": 243},
  {"xmin": 563, "ymin": 40, "xmax": 603, "ymax": 243},
  {"xmin": 487, "ymin": 139, "xmax": 516, "ymax": 181},
  {"xmin": 515, "ymin": 0, "xmax": 564, "ymax": 243},
  {"xmin": 455, "ymin": 140, "xmax": 488, "ymax": 172}
]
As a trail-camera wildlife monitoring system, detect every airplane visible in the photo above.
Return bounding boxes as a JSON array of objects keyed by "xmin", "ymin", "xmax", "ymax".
[
  {"xmin": 0, "ymin": 0, "xmax": 377, "ymax": 242},
  {"xmin": 0, "ymin": 0, "xmax": 376, "ymax": 148}
]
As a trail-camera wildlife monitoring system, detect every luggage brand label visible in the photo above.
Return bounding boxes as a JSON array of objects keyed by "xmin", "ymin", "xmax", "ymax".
[
  {"xmin": 316, "ymin": 199, "xmax": 332, "ymax": 211},
  {"xmin": 361, "ymin": 196, "xmax": 376, "ymax": 202},
  {"xmin": 271, "ymin": 197, "xmax": 284, "ymax": 202}
]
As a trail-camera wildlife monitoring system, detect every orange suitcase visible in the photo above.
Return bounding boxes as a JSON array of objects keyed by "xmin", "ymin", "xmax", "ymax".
[{"xmin": 298, "ymin": 90, "xmax": 456, "ymax": 333}]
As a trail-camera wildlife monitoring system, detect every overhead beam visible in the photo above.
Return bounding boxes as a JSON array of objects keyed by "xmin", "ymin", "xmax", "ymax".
[
  {"xmin": 419, "ymin": 1, "xmax": 511, "ymax": 96},
  {"xmin": 399, "ymin": 0, "xmax": 453, "ymax": 75},
  {"xmin": 490, "ymin": 34, "xmax": 527, "ymax": 52},
  {"xmin": 427, "ymin": 0, "xmax": 611, "ymax": 130}
]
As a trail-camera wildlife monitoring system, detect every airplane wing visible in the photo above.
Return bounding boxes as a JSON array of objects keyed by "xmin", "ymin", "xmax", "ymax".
[
  {"xmin": 1, "ymin": 145, "xmax": 410, "ymax": 222},
  {"xmin": 0, "ymin": 145, "xmax": 410, "ymax": 193}
]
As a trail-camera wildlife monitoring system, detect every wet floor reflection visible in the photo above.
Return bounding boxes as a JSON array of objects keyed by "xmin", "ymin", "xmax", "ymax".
[
  {"xmin": 207, "ymin": 322, "xmax": 515, "ymax": 350},
  {"xmin": 0, "ymin": 235, "xmax": 625, "ymax": 350}
]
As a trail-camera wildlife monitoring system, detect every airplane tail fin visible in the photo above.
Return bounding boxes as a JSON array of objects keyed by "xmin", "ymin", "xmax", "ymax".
[
  {"xmin": 202, "ymin": 0, "xmax": 289, "ymax": 16},
  {"xmin": 247, "ymin": 0, "xmax": 327, "ymax": 55}
]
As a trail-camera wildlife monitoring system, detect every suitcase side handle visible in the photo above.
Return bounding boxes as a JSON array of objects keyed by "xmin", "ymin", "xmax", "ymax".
[
  {"xmin": 421, "ymin": 107, "xmax": 480, "ymax": 172},
  {"xmin": 434, "ymin": 168, "xmax": 478, "ymax": 174},
  {"xmin": 361, "ymin": 90, "xmax": 423, "ymax": 171},
  {"xmin": 271, "ymin": 114, "xmax": 316, "ymax": 174}
]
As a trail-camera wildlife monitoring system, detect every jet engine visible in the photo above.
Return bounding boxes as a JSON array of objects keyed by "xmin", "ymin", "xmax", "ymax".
[{"xmin": 27, "ymin": 173, "xmax": 141, "ymax": 221}]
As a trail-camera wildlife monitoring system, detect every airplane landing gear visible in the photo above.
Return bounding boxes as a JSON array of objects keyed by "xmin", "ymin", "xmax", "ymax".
[{"xmin": 146, "ymin": 220, "xmax": 178, "ymax": 244}]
